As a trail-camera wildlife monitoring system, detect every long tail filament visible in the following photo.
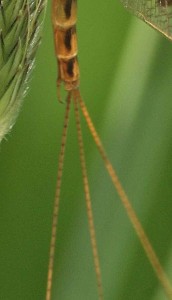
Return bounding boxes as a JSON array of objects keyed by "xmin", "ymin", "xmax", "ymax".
[
  {"xmin": 73, "ymin": 91, "xmax": 104, "ymax": 300},
  {"xmin": 46, "ymin": 89, "xmax": 172, "ymax": 300},
  {"xmin": 46, "ymin": 93, "xmax": 72, "ymax": 300}
]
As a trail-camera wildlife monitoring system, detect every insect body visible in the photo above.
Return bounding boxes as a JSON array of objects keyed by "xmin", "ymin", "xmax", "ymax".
[
  {"xmin": 52, "ymin": 0, "xmax": 79, "ymax": 95},
  {"xmin": 47, "ymin": 2, "xmax": 103, "ymax": 299},
  {"xmin": 45, "ymin": 1, "xmax": 172, "ymax": 300}
]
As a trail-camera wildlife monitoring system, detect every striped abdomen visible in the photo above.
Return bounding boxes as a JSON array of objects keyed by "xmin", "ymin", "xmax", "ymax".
[{"xmin": 52, "ymin": 0, "xmax": 79, "ymax": 92}]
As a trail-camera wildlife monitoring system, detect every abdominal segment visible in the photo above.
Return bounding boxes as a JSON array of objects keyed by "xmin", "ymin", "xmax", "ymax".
[{"xmin": 52, "ymin": 0, "xmax": 79, "ymax": 91}]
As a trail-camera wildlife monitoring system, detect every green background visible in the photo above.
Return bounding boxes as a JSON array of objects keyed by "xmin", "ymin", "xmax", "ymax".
[{"xmin": 1, "ymin": 1, "xmax": 172, "ymax": 299}]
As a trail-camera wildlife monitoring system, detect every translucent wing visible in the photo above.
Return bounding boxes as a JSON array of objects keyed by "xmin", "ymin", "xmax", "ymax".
[{"xmin": 121, "ymin": 0, "xmax": 172, "ymax": 40}]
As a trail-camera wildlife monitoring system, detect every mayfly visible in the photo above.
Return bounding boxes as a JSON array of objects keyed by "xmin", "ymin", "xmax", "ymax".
[
  {"xmin": 0, "ymin": 0, "xmax": 171, "ymax": 300},
  {"xmin": 44, "ymin": 1, "xmax": 172, "ymax": 300}
]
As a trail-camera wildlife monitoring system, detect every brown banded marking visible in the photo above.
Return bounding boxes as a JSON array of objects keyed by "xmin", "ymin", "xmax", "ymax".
[
  {"xmin": 52, "ymin": 0, "xmax": 79, "ymax": 92},
  {"xmin": 64, "ymin": 0, "xmax": 75, "ymax": 19}
]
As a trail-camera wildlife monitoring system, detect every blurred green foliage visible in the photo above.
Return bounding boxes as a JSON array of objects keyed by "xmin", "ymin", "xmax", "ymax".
[{"xmin": 0, "ymin": 1, "xmax": 172, "ymax": 299}]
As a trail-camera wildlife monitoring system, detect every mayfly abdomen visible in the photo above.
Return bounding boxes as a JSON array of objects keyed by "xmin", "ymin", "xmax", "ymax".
[{"xmin": 52, "ymin": 0, "xmax": 79, "ymax": 92}]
